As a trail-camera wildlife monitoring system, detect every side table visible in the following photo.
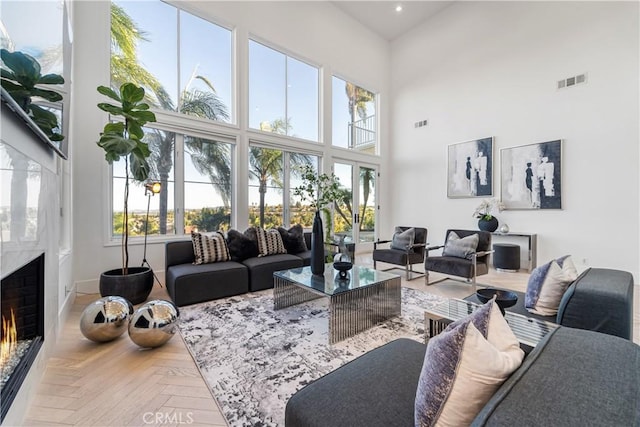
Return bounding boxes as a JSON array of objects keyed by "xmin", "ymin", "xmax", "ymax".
[{"xmin": 424, "ymin": 298, "xmax": 557, "ymax": 349}]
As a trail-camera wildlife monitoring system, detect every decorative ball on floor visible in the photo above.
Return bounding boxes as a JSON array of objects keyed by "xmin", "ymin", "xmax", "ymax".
[
  {"xmin": 80, "ymin": 296, "xmax": 134, "ymax": 343},
  {"xmin": 128, "ymin": 299, "xmax": 180, "ymax": 348}
]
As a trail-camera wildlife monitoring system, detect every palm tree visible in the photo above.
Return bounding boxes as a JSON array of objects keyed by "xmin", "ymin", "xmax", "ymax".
[
  {"xmin": 249, "ymin": 147, "xmax": 283, "ymax": 228},
  {"xmin": 144, "ymin": 79, "xmax": 230, "ymax": 234},
  {"xmin": 359, "ymin": 168, "xmax": 375, "ymax": 231},
  {"xmin": 248, "ymin": 118, "xmax": 312, "ymax": 228},
  {"xmin": 345, "ymin": 82, "xmax": 374, "ymax": 148},
  {"xmin": 110, "ymin": 3, "xmax": 171, "ymax": 107}
]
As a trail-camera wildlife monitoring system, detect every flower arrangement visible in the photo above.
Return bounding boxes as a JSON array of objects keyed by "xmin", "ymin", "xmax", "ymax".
[{"xmin": 473, "ymin": 198, "xmax": 505, "ymax": 220}]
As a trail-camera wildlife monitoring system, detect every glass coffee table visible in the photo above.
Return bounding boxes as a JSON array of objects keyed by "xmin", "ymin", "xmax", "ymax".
[
  {"xmin": 424, "ymin": 298, "xmax": 558, "ymax": 348},
  {"xmin": 274, "ymin": 265, "xmax": 401, "ymax": 344}
]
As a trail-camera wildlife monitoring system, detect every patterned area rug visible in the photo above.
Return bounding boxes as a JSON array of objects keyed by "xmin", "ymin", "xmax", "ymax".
[{"xmin": 178, "ymin": 287, "xmax": 445, "ymax": 426}]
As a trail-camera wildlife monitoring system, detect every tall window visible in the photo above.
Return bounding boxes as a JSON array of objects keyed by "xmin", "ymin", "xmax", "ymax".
[
  {"xmin": 332, "ymin": 76, "xmax": 377, "ymax": 154},
  {"xmin": 111, "ymin": 0, "xmax": 233, "ymax": 123},
  {"xmin": 248, "ymin": 146, "xmax": 319, "ymax": 229},
  {"xmin": 108, "ymin": 1, "xmax": 236, "ymax": 240},
  {"xmin": 111, "ymin": 128, "xmax": 234, "ymax": 238},
  {"xmin": 249, "ymin": 40, "xmax": 319, "ymax": 141}
]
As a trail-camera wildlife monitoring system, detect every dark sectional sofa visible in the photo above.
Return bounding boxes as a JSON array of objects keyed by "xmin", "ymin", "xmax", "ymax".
[
  {"xmin": 467, "ymin": 267, "xmax": 635, "ymax": 340},
  {"xmin": 285, "ymin": 327, "xmax": 640, "ymax": 427},
  {"xmin": 286, "ymin": 267, "xmax": 638, "ymax": 426},
  {"xmin": 165, "ymin": 232, "xmax": 314, "ymax": 306}
]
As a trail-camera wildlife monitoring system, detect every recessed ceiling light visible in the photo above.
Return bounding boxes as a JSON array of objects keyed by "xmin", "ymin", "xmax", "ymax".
[{"xmin": 395, "ymin": 5, "xmax": 403, "ymax": 12}]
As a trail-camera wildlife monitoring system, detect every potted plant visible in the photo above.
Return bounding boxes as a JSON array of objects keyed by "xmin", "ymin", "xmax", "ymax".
[
  {"xmin": 0, "ymin": 49, "xmax": 64, "ymax": 142},
  {"xmin": 293, "ymin": 165, "xmax": 342, "ymax": 275},
  {"xmin": 96, "ymin": 83, "xmax": 157, "ymax": 304},
  {"xmin": 473, "ymin": 198, "xmax": 505, "ymax": 232}
]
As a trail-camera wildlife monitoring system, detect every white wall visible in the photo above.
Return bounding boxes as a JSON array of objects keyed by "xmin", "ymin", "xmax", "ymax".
[
  {"xmin": 389, "ymin": 1, "xmax": 639, "ymax": 279},
  {"xmin": 71, "ymin": 1, "xmax": 390, "ymax": 292}
]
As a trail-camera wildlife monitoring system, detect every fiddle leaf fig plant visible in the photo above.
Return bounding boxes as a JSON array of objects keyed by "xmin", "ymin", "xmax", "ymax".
[
  {"xmin": 0, "ymin": 49, "xmax": 65, "ymax": 141},
  {"xmin": 97, "ymin": 83, "xmax": 157, "ymax": 274}
]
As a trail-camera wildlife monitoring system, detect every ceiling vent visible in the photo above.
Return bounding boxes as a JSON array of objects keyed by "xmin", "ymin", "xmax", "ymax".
[{"xmin": 558, "ymin": 73, "xmax": 587, "ymax": 90}]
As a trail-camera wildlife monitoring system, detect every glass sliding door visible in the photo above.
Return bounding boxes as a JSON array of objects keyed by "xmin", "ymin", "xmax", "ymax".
[{"xmin": 332, "ymin": 161, "xmax": 378, "ymax": 251}]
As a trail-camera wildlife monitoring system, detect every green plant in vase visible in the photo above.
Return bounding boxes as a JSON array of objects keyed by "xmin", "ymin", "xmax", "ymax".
[
  {"xmin": 293, "ymin": 165, "xmax": 343, "ymax": 274},
  {"xmin": 96, "ymin": 82, "xmax": 157, "ymax": 304}
]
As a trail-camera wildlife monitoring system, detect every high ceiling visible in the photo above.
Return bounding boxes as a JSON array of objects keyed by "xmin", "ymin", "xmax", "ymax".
[{"xmin": 331, "ymin": 1, "xmax": 454, "ymax": 41}]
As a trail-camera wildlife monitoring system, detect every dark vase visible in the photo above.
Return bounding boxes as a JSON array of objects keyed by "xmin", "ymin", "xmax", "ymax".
[
  {"xmin": 310, "ymin": 211, "xmax": 325, "ymax": 276},
  {"xmin": 99, "ymin": 266, "xmax": 154, "ymax": 305},
  {"xmin": 478, "ymin": 216, "xmax": 499, "ymax": 232}
]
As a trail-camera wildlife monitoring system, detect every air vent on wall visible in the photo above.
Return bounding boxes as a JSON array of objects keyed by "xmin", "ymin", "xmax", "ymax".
[
  {"xmin": 558, "ymin": 73, "xmax": 587, "ymax": 90},
  {"xmin": 414, "ymin": 119, "xmax": 428, "ymax": 128}
]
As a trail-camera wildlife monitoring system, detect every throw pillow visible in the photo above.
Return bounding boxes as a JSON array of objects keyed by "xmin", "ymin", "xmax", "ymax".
[
  {"xmin": 525, "ymin": 258, "xmax": 575, "ymax": 316},
  {"xmin": 254, "ymin": 227, "xmax": 287, "ymax": 257},
  {"xmin": 414, "ymin": 304, "xmax": 524, "ymax": 427},
  {"xmin": 390, "ymin": 227, "xmax": 415, "ymax": 252},
  {"xmin": 226, "ymin": 229, "xmax": 259, "ymax": 262},
  {"xmin": 442, "ymin": 231, "xmax": 479, "ymax": 259},
  {"xmin": 191, "ymin": 231, "xmax": 230, "ymax": 265},
  {"xmin": 556, "ymin": 255, "xmax": 579, "ymax": 281},
  {"xmin": 277, "ymin": 224, "xmax": 308, "ymax": 254},
  {"xmin": 445, "ymin": 298, "xmax": 524, "ymax": 354}
]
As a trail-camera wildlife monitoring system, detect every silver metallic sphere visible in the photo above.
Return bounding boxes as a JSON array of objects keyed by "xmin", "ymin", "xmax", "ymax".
[
  {"xmin": 80, "ymin": 296, "xmax": 134, "ymax": 343},
  {"xmin": 128, "ymin": 300, "xmax": 180, "ymax": 348}
]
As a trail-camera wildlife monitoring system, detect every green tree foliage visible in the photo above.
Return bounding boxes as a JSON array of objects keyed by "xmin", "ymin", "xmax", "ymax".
[{"xmin": 189, "ymin": 207, "xmax": 230, "ymax": 232}]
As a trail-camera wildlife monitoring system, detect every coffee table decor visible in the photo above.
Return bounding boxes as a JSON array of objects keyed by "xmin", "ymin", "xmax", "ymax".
[
  {"xmin": 476, "ymin": 288, "xmax": 518, "ymax": 314},
  {"xmin": 274, "ymin": 264, "xmax": 401, "ymax": 344}
]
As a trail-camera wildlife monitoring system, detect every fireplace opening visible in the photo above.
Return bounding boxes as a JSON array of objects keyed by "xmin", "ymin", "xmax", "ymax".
[{"xmin": 1, "ymin": 253, "xmax": 45, "ymax": 422}]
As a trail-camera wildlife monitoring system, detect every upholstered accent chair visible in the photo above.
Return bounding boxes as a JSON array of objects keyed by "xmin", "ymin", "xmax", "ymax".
[
  {"xmin": 372, "ymin": 226, "xmax": 428, "ymax": 280},
  {"xmin": 424, "ymin": 229, "xmax": 492, "ymax": 285}
]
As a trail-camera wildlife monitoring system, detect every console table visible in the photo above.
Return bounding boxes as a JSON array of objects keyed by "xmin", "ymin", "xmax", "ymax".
[{"xmin": 491, "ymin": 232, "xmax": 537, "ymax": 272}]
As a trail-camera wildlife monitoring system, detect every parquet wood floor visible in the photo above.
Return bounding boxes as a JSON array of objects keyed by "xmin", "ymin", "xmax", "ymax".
[{"xmin": 21, "ymin": 257, "xmax": 638, "ymax": 426}]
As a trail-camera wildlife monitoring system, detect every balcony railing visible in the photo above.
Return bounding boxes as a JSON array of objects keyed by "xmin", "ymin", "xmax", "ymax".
[{"xmin": 348, "ymin": 115, "xmax": 376, "ymax": 149}]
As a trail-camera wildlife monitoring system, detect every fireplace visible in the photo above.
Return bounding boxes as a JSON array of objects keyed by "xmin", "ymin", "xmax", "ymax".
[{"xmin": 0, "ymin": 253, "xmax": 45, "ymax": 422}]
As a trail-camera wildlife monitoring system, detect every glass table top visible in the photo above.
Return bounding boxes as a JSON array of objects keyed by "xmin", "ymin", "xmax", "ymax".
[
  {"xmin": 426, "ymin": 298, "xmax": 558, "ymax": 347},
  {"xmin": 274, "ymin": 264, "xmax": 400, "ymax": 296}
]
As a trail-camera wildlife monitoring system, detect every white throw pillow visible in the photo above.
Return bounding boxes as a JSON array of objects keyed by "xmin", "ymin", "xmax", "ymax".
[
  {"xmin": 415, "ymin": 300, "xmax": 524, "ymax": 426},
  {"xmin": 525, "ymin": 256, "xmax": 576, "ymax": 316}
]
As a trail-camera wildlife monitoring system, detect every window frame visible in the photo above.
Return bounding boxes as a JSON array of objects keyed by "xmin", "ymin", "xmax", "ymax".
[{"xmin": 247, "ymin": 34, "xmax": 321, "ymax": 144}]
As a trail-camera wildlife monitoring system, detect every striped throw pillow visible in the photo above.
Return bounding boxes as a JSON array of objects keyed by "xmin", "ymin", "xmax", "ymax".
[
  {"xmin": 191, "ymin": 231, "xmax": 231, "ymax": 264},
  {"xmin": 255, "ymin": 227, "xmax": 287, "ymax": 257}
]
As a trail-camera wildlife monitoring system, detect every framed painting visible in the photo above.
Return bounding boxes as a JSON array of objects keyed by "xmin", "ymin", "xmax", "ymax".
[
  {"xmin": 500, "ymin": 140, "xmax": 562, "ymax": 210},
  {"xmin": 447, "ymin": 137, "xmax": 493, "ymax": 198}
]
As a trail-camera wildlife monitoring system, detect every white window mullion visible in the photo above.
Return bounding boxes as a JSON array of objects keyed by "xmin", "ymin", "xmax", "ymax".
[
  {"xmin": 174, "ymin": 134, "xmax": 185, "ymax": 234},
  {"xmin": 283, "ymin": 152, "xmax": 290, "ymax": 226},
  {"xmin": 284, "ymin": 56, "xmax": 289, "ymax": 136},
  {"xmin": 176, "ymin": 8, "xmax": 181, "ymax": 112}
]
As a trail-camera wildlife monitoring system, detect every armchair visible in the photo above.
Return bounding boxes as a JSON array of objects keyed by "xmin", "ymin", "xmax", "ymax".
[
  {"xmin": 372, "ymin": 226, "xmax": 427, "ymax": 280},
  {"xmin": 424, "ymin": 229, "xmax": 492, "ymax": 286}
]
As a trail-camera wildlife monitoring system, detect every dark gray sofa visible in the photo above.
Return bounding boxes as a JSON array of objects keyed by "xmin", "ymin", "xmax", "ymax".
[
  {"xmin": 165, "ymin": 232, "xmax": 313, "ymax": 306},
  {"xmin": 285, "ymin": 327, "xmax": 640, "ymax": 426},
  {"xmin": 465, "ymin": 267, "xmax": 635, "ymax": 340}
]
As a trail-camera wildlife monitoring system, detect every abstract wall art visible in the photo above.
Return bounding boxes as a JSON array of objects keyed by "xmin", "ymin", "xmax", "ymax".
[
  {"xmin": 500, "ymin": 140, "xmax": 562, "ymax": 210},
  {"xmin": 447, "ymin": 137, "xmax": 493, "ymax": 198}
]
